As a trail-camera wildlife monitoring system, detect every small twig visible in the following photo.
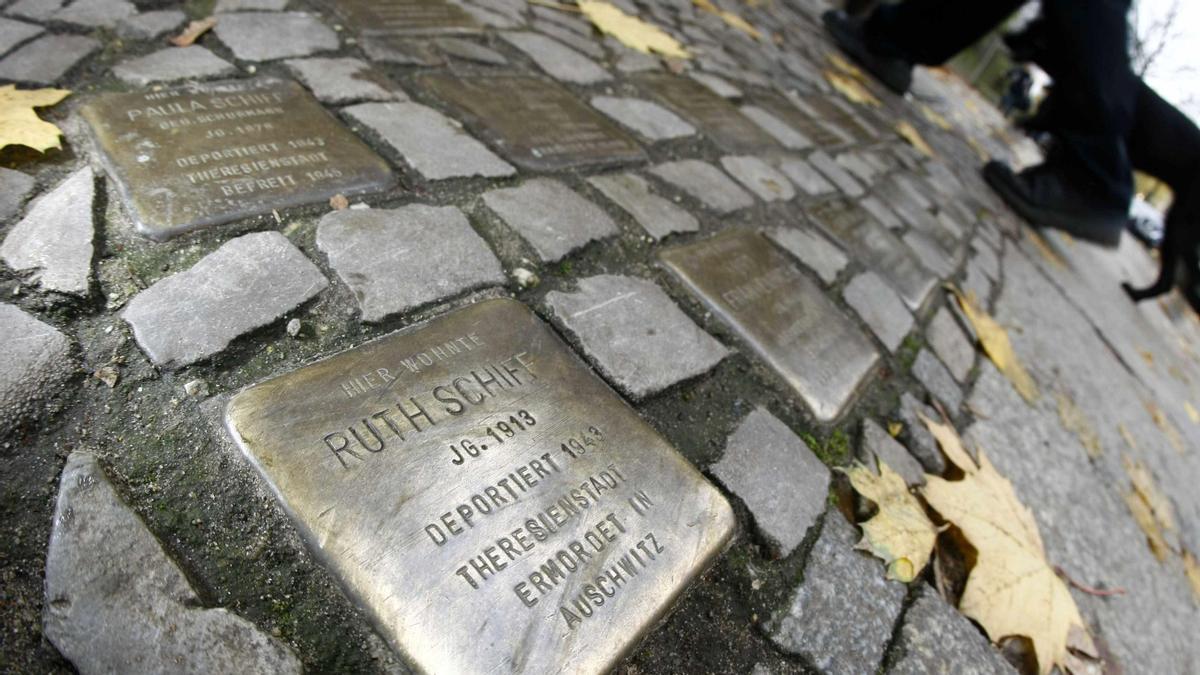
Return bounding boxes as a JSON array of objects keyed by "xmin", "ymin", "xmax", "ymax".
[{"xmin": 1054, "ymin": 566, "xmax": 1127, "ymax": 597}]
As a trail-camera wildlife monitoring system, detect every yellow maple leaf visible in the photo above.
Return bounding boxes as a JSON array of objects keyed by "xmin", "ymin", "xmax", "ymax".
[
  {"xmin": 692, "ymin": 0, "xmax": 762, "ymax": 39},
  {"xmin": 887, "ymin": 421, "xmax": 903, "ymax": 437},
  {"xmin": 824, "ymin": 70, "xmax": 880, "ymax": 106},
  {"xmin": 895, "ymin": 120, "xmax": 935, "ymax": 158},
  {"xmin": 579, "ymin": 1, "xmax": 689, "ymax": 58},
  {"xmin": 951, "ymin": 286, "xmax": 1039, "ymax": 404},
  {"xmin": 0, "ymin": 85, "xmax": 71, "ymax": 153},
  {"xmin": 921, "ymin": 416, "xmax": 1088, "ymax": 675},
  {"xmin": 844, "ymin": 460, "xmax": 937, "ymax": 582}
]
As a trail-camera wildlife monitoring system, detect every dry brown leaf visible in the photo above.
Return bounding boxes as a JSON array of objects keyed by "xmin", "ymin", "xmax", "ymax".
[
  {"xmin": 951, "ymin": 286, "xmax": 1039, "ymax": 404},
  {"xmin": 92, "ymin": 366, "xmax": 119, "ymax": 388},
  {"xmin": 1055, "ymin": 393, "xmax": 1102, "ymax": 458},
  {"xmin": 329, "ymin": 193, "xmax": 349, "ymax": 210},
  {"xmin": 0, "ymin": 85, "xmax": 71, "ymax": 153},
  {"xmin": 1184, "ymin": 550, "xmax": 1200, "ymax": 603},
  {"xmin": 170, "ymin": 16, "xmax": 216, "ymax": 47},
  {"xmin": 825, "ymin": 70, "xmax": 880, "ymax": 106},
  {"xmin": 579, "ymin": 0, "xmax": 688, "ymax": 58},
  {"xmin": 692, "ymin": 0, "xmax": 761, "ymax": 39},
  {"xmin": 895, "ymin": 120, "xmax": 935, "ymax": 158},
  {"xmin": 844, "ymin": 460, "xmax": 937, "ymax": 582},
  {"xmin": 921, "ymin": 416, "xmax": 1088, "ymax": 675}
]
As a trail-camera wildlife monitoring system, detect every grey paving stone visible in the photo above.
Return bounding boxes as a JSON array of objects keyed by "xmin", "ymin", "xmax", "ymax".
[
  {"xmin": 740, "ymin": 106, "xmax": 811, "ymax": 150},
  {"xmin": 859, "ymin": 196, "xmax": 902, "ymax": 230},
  {"xmin": 972, "ymin": 238, "xmax": 1001, "ymax": 281},
  {"xmin": 284, "ymin": 57, "xmax": 404, "ymax": 104},
  {"xmin": 590, "ymin": 96, "xmax": 695, "ymax": 140},
  {"xmin": 835, "ymin": 153, "xmax": 875, "ymax": 185},
  {"xmin": 808, "ymin": 150, "xmax": 864, "ymax": 197},
  {"xmin": 482, "ymin": 179, "xmax": 618, "ymax": 262},
  {"xmin": 459, "ymin": 2, "xmax": 522, "ymax": 28},
  {"xmin": 890, "ymin": 585, "xmax": 1016, "ymax": 675},
  {"xmin": 344, "ymin": 101, "xmax": 514, "ymax": 180},
  {"xmin": 532, "ymin": 19, "xmax": 603, "ymax": 58},
  {"xmin": 843, "ymin": 271, "xmax": 914, "ymax": 352},
  {"xmin": 0, "ymin": 167, "xmax": 93, "ymax": 296},
  {"xmin": 0, "ymin": 304, "xmax": 72, "ymax": 436},
  {"xmin": 0, "ymin": 17, "xmax": 42, "ymax": 56},
  {"xmin": 720, "ymin": 155, "xmax": 795, "ymax": 201},
  {"xmin": 112, "ymin": 46, "xmax": 235, "ymax": 86},
  {"xmin": 213, "ymin": 12, "xmax": 337, "ymax": 61},
  {"xmin": 858, "ymin": 419, "xmax": 925, "ymax": 488},
  {"xmin": 6, "ymin": 0, "xmax": 62, "ymax": 21},
  {"xmin": 214, "ymin": 0, "xmax": 287, "ymax": 10},
  {"xmin": 51, "ymin": 0, "xmax": 135, "ymax": 28},
  {"xmin": 962, "ymin": 253, "xmax": 993, "ymax": 305},
  {"xmin": 769, "ymin": 509, "xmax": 906, "ymax": 674},
  {"xmin": 0, "ymin": 34, "xmax": 99, "ymax": 84},
  {"xmin": 0, "ymin": 167, "xmax": 35, "ymax": 223},
  {"xmin": 912, "ymin": 348, "xmax": 963, "ymax": 413},
  {"xmin": 121, "ymin": 232, "xmax": 328, "ymax": 368},
  {"xmin": 650, "ymin": 159, "xmax": 755, "ymax": 213},
  {"xmin": 775, "ymin": 157, "xmax": 835, "ymax": 196},
  {"xmin": 612, "ymin": 45, "xmax": 659, "ymax": 73},
  {"xmin": 903, "ymin": 229, "xmax": 957, "ymax": 278},
  {"xmin": 359, "ymin": 37, "xmax": 442, "ymax": 66},
  {"xmin": 435, "ymin": 37, "xmax": 508, "ymax": 65},
  {"xmin": 896, "ymin": 392, "xmax": 944, "ymax": 474},
  {"xmin": 501, "ymin": 31, "xmax": 610, "ymax": 84},
  {"xmin": 689, "ymin": 71, "xmax": 742, "ymax": 98},
  {"xmin": 926, "ymin": 306, "xmax": 974, "ymax": 383},
  {"xmin": 587, "ymin": 172, "xmax": 699, "ymax": 240},
  {"xmin": 766, "ymin": 225, "xmax": 848, "ymax": 285},
  {"xmin": 544, "ymin": 274, "xmax": 728, "ymax": 398},
  {"xmin": 316, "ymin": 205, "xmax": 503, "ymax": 323},
  {"xmin": 712, "ymin": 408, "xmax": 829, "ymax": 556},
  {"xmin": 44, "ymin": 451, "xmax": 303, "ymax": 675},
  {"xmin": 115, "ymin": 9, "xmax": 185, "ymax": 40}
]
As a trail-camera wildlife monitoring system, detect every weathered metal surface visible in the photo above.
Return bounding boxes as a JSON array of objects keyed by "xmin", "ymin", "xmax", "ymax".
[
  {"xmin": 659, "ymin": 229, "xmax": 879, "ymax": 422},
  {"xmin": 81, "ymin": 77, "xmax": 394, "ymax": 241},
  {"xmin": 225, "ymin": 298, "xmax": 734, "ymax": 674},
  {"xmin": 418, "ymin": 73, "xmax": 646, "ymax": 171}
]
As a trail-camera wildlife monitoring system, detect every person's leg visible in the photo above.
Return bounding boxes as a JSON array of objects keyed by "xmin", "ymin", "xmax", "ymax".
[{"xmin": 863, "ymin": 0, "xmax": 1026, "ymax": 65}]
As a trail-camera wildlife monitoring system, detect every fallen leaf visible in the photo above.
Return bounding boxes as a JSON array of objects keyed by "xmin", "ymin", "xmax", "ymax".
[
  {"xmin": 1122, "ymin": 454, "xmax": 1177, "ymax": 563},
  {"xmin": 92, "ymin": 366, "xmax": 118, "ymax": 388},
  {"xmin": 1187, "ymin": 401, "xmax": 1200, "ymax": 425},
  {"xmin": 887, "ymin": 421, "xmax": 903, "ymax": 437},
  {"xmin": 1024, "ymin": 228, "xmax": 1067, "ymax": 269},
  {"xmin": 825, "ymin": 70, "xmax": 880, "ymax": 106},
  {"xmin": 895, "ymin": 120, "xmax": 935, "ymax": 158},
  {"xmin": 919, "ymin": 103, "xmax": 952, "ymax": 131},
  {"xmin": 1144, "ymin": 401, "xmax": 1187, "ymax": 454},
  {"xmin": 692, "ymin": 0, "xmax": 761, "ymax": 40},
  {"xmin": 951, "ymin": 287, "xmax": 1039, "ymax": 404},
  {"xmin": 826, "ymin": 52, "xmax": 866, "ymax": 82},
  {"xmin": 1138, "ymin": 347, "xmax": 1155, "ymax": 367},
  {"xmin": 843, "ymin": 460, "xmax": 937, "ymax": 582},
  {"xmin": 1055, "ymin": 393, "xmax": 1102, "ymax": 458},
  {"xmin": 1184, "ymin": 550, "xmax": 1200, "ymax": 603},
  {"xmin": 579, "ymin": 0, "xmax": 689, "ymax": 58},
  {"xmin": 329, "ymin": 193, "xmax": 349, "ymax": 210},
  {"xmin": 1117, "ymin": 422, "xmax": 1140, "ymax": 452},
  {"xmin": 921, "ymin": 416, "xmax": 1088, "ymax": 675},
  {"xmin": 0, "ymin": 85, "xmax": 71, "ymax": 153},
  {"xmin": 169, "ymin": 16, "xmax": 216, "ymax": 47}
]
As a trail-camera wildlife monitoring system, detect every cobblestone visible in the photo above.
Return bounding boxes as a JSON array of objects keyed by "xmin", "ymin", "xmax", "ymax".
[
  {"xmin": 926, "ymin": 306, "xmax": 974, "ymax": 383},
  {"xmin": 740, "ymin": 106, "xmax": 811, "ymax": 150},
  {"xmin": 115, "ymin": 9, "xmax": 185, "ymax": 39},
  {"xmin": 766, "ymin": 225, "xmax": 847, "ymax": 285},
  {"xmin": 501, "ymin": 31, "xmax": 610, "ymax": 84},
  {"xmin": 0, "ymin": 167, "xmax": 94, "ymax": 296},
  {"xmin": 316, "ymin": 205, "xmax": 504, "ymax": 322},
  {"xmin": 6, "ymin": 0, "xmax": 61, "ymax": 21},
  {"xmin": 284, "ymin": 57, "xmax": 404, "ymax": 104},
  {"xmin": 912, "ymin": 348, "xmax": 963, "ymax": 413},
  {"xmin": 0, "ymin": 34, "xmax": 99, "ymax": 83},
  {"xmin": 435, "ymin": 37, "xmax": 508, "ymax": 65},
  {"xmin": 344, "ymin": 102, "xmax": 515, "ymax": 180},
  {"xmin": 650, "ymin": 159, "xmax": 755, "ymax": 213},
  {"xmin": 51, "ymin": 0, "xmax": 135, "ymax": 28},
  {"xmin": 587, "ymin": 172, "xmax": 699, "ymax": 240},
  {"xmin": 711, "ymin": 408, "xmax": 828, "ymax": 556},
  {"xmin": 858, "ymin": 419, "xmax": 925, "ymax": 487},
  {"xmin": 0, "ymin": 304, "xmax": 72, "ymax": 436},
  {"xmin": 897, "ymin": 392, "xmax": 945, "ymax": 474},
  {"xmin": 775, "ymin": 157, "xmax": 835, "ymax": 196},
  {"xmin": 122, "ymin": 232, "xmax": 328, "ymax": 367},
  {"xmin": 689, "ymin": 71, "xmax": 741, "ymax": 98},
  {"xmin": 213, "ymin": 12, "xmax": 337, "ymax": 61},
  {"xmin": 590, "ymin": 96, "xmax": 695, "ymax": 140},
  {"xmin": 44, "ymin": 452, "xmax": 303, "ymax": 674},
  {"xmin": 719, "ymin": 155, "xmax": 795, "ymax": 202},
  {"xmin": 112, "ymin": 46, "xmax": 235, "ymax": 85},
  {"xmin": 0, "ymin": 17, "xmax": 41, "ymax": 56},
  {"xmin": 545, "ymin": 274, "xmax": 728, "ymax": 398},
  {"xmin": 890, "ymin": 585, "xmax": 1016, "ymax": 674},
  {"xmin": 843, "ymin": 271, "xmax": 914, "ymax": 352},
  {"xmin": 0, "ymin": 167, "xmax": 34, "ymax": 224},
  {"xmin": 808, "ymin": 150, "xmax": 864, "ymax": 197},
  {"xmin": 482, "ymin": 179, "xmax": 618, "ymax": 261}
]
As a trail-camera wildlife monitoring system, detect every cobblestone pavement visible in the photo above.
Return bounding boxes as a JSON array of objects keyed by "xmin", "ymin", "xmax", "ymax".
[{"xmin": 2, "ymin": 0, "xmax": 1199, "ymax": 672}]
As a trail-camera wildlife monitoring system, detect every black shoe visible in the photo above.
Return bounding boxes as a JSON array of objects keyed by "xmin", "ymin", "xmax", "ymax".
[
  {"xmin": 821, "ymin": 9, "xmax": 913, "ymax": 95},
  {"xmin": 982, "ymin": 161, "xmax": 1126, "ymax": 247}
]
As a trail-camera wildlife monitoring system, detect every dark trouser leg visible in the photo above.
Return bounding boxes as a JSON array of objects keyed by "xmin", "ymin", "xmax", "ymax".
[{"xmin": 863, "ymin": 0, "xmax": 1025, "ymax": 65}]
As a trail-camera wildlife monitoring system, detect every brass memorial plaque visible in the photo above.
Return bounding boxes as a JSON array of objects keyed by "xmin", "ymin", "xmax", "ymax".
[
  {"xmin": 81, "ymin": 78, "xmax": 394, "ymax": 241},
  {"xmin": 225, "ymin": 298, "xmax": 734, "ymax": 674},
  {"xmin": 659, "ymin": 230, "xmax": 879, "ymax": 422},
  {"xmin": 418, "ymin": 73, "xmax": 646, "ymax": 171},
  {"xmin": 634, "ymin": 73, "xmax": 776, "ymax": 152},
  {"xmin": 804, "ymin": 198, "xmax": 937, "ymax": 311},
  {"xmin": 330, "ymin": 0, "xmax": 481, "ymax": 37}
]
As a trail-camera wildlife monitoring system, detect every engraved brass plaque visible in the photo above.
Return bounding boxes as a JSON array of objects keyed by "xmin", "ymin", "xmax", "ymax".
[
  {"xmin": 418, "ymin": 73, "xmax": 646, "ymax": 171},
  {"xmin": 330, "ymin": 0, "xmax": 481, "ymax": 36},
  {"xmin": 633, "ymin": 72, "xmax": 776, "ymax": 152},
  {"xmin": 81, "ymin": 77, "xmax": 394, "ymax": 241},
  {"xmin": 804, "ymin": 198, "xmax": 937, "ymax": 311},
  {"xmin": 659, "ymin": 230, "xmax": 879, "ymax": 422},
  {"xmin": 225, "ymin": 298, "xmax": 734, "ymax": 674}
]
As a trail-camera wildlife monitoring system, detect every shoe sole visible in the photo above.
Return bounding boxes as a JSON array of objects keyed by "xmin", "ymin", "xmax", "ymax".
[{"xmin": 983, "ymin": 166, "xmax": 1124, "ymax": 249}]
